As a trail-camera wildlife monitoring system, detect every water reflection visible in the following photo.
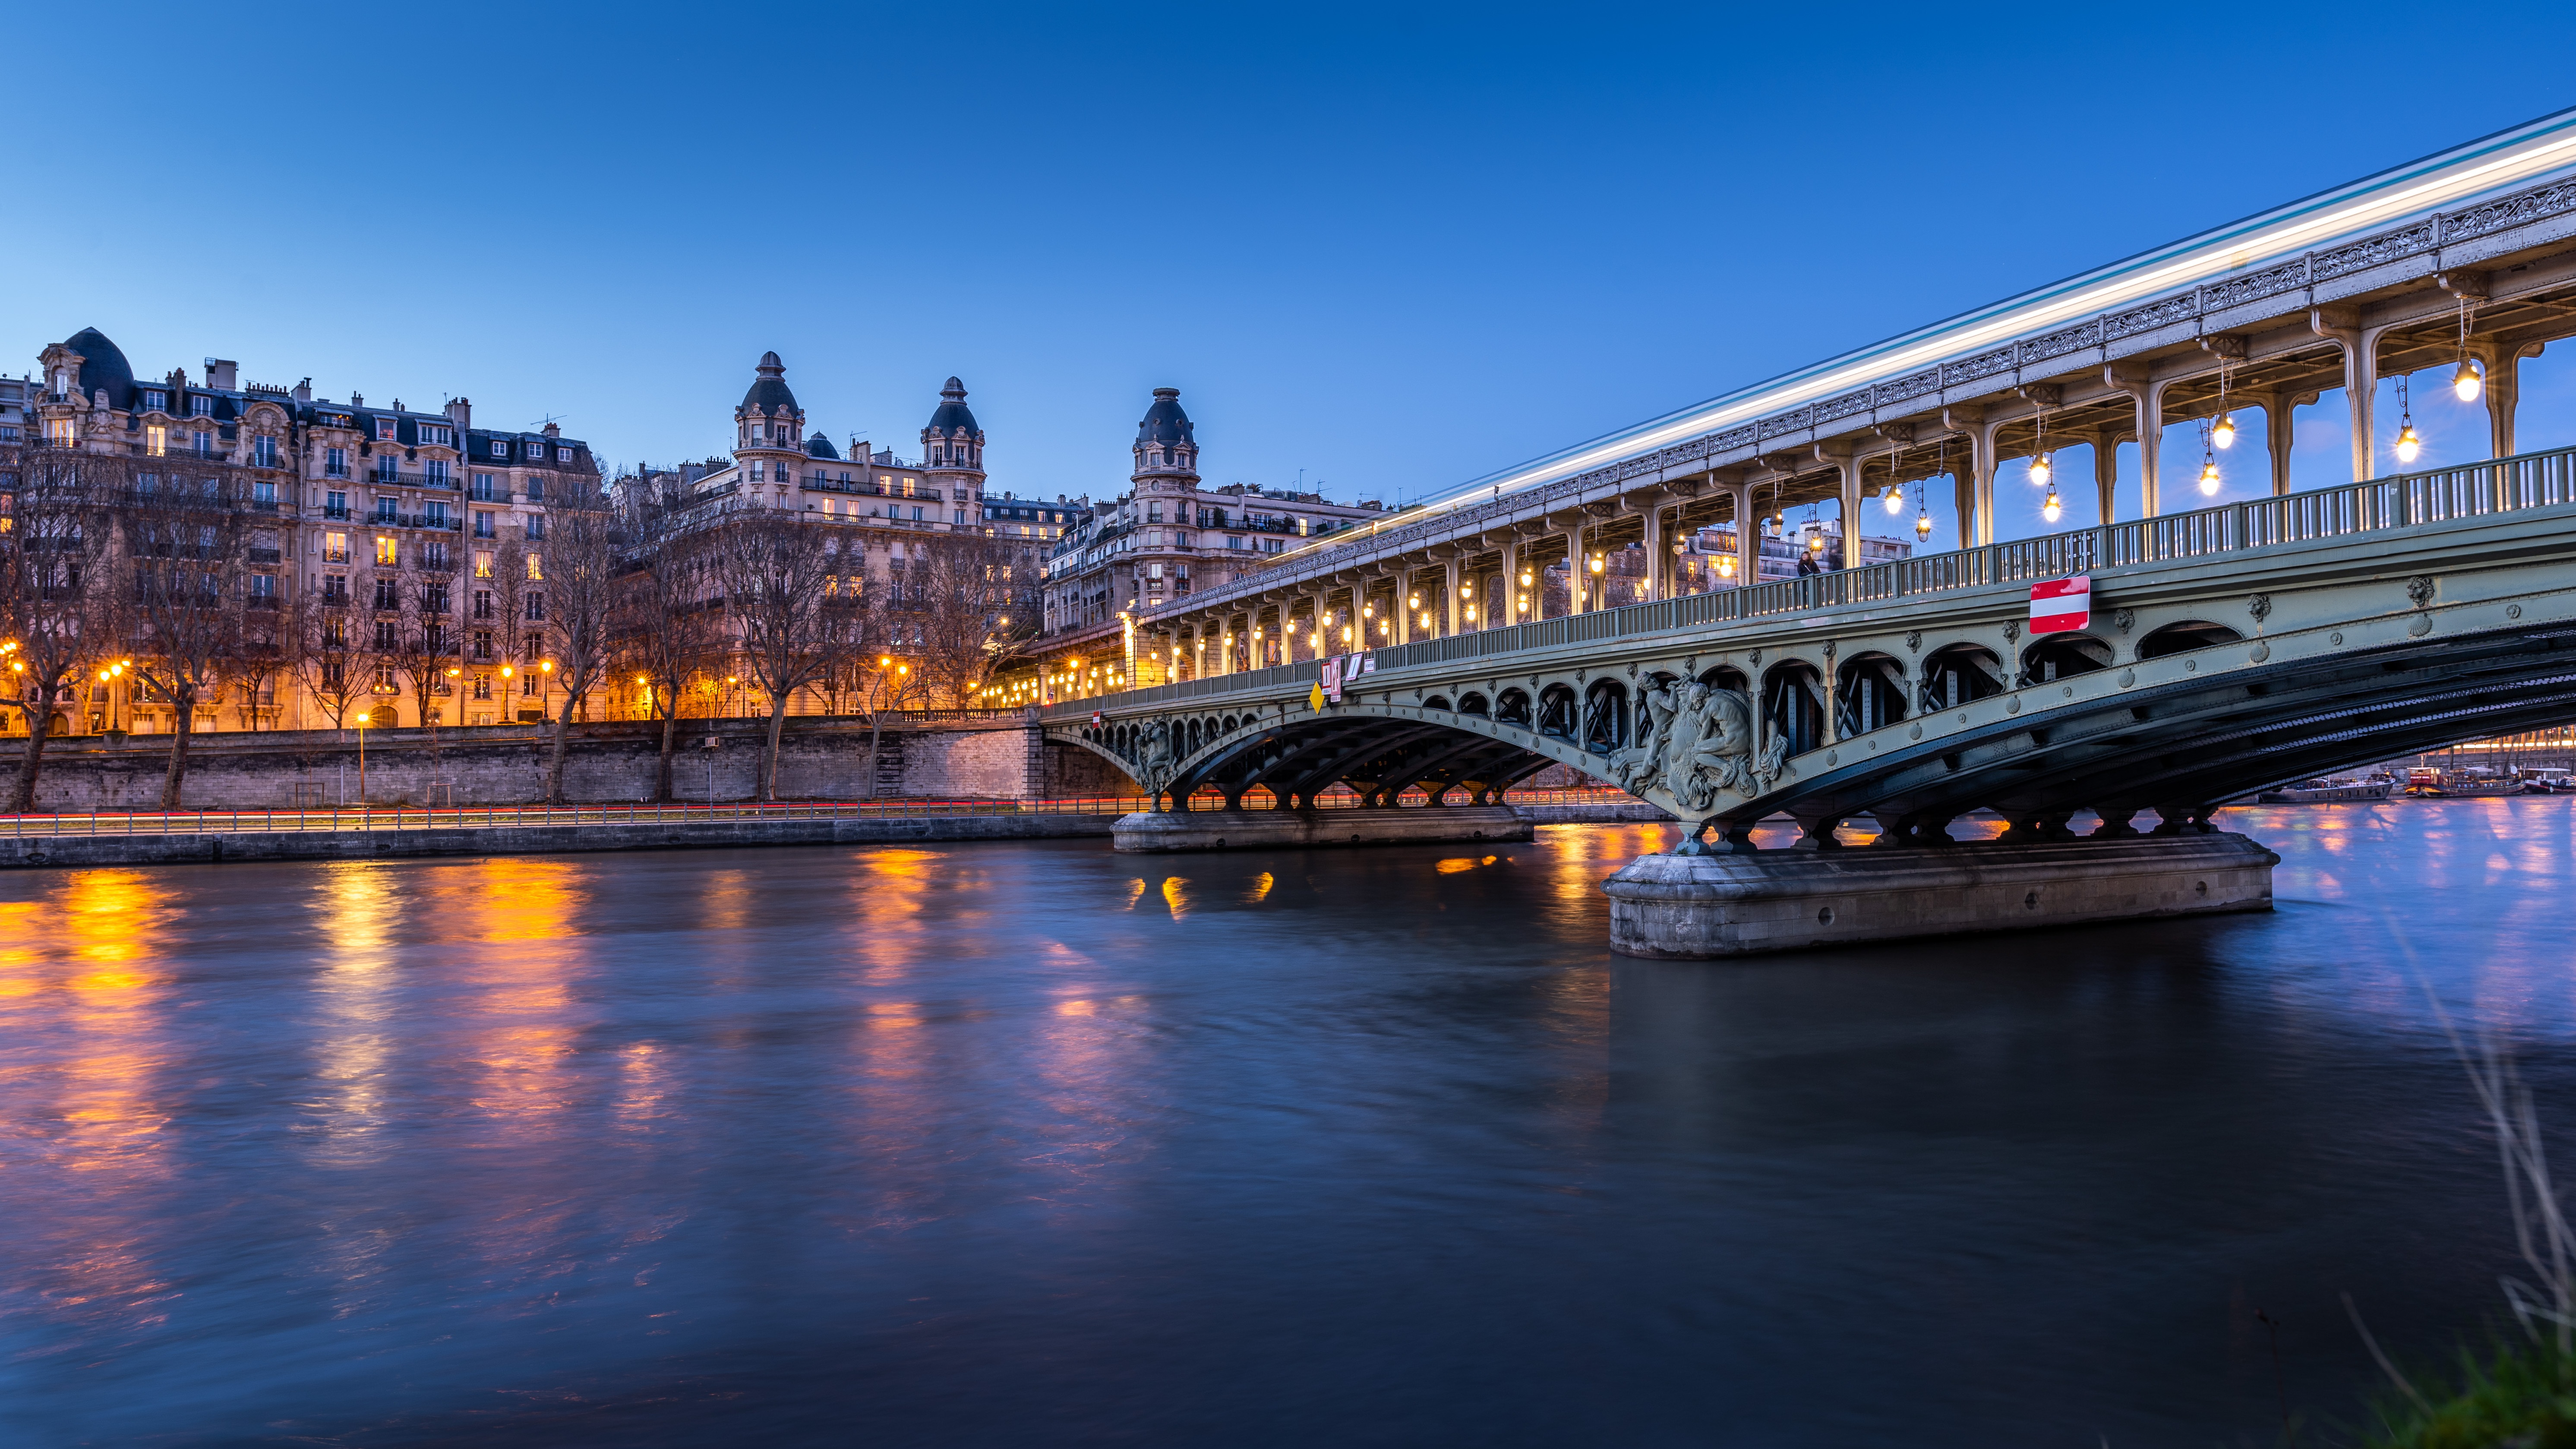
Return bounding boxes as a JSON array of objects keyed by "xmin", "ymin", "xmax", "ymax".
[{"xmin": 6, "ymin": 804, "xmax": 2576, "ymax": 1446}]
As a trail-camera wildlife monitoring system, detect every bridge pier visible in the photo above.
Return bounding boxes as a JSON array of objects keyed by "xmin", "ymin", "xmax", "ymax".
[
  {"xmin": 1602, "ymin": 832, "xmax": 2277, "ymax": 958},
  {"xmin": 1112, "ymin": 805, "xmax": 1533, "ymax": 853}
]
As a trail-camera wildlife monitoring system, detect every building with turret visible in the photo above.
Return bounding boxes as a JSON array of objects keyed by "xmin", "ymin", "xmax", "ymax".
[{"xmin": 1039, "ymin": 386, "xmax": 1382, "ymax": 635}]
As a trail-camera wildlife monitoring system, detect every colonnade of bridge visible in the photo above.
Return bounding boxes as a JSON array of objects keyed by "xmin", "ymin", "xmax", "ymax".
[{"xmin": 1043, "ymin": 115, "xmax": 2576, "ymax": 701}]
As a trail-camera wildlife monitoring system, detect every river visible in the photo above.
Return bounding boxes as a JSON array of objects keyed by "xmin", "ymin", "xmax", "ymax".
[{"xmin": 5, "ymin": 800, "xmax": 2572, "ymax": 1446}]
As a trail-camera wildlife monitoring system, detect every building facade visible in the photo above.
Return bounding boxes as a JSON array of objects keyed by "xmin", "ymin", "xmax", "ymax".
[
  {"xmin": 19, "ymin": 326, "xmax": 596, "ymax": 733},
  {"xmin": 1039, "ymin": 387, "xmax": 1383, "ymax": 634}
]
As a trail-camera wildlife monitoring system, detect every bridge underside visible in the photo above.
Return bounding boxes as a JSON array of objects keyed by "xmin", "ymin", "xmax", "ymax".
[{"xmin": 1059, "ymin": 616, "xmax": 2576, "ymax": 842}]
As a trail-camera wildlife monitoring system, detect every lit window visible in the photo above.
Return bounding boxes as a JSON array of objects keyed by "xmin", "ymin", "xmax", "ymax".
[
  {"xmin": 526, "ymin": 552, "xmax": 542, "ymax": 581},
  {"xmin": 146, "ymin": 425, "xmax": 167, "ymax": 456},
  {"xmin": 375, "ymin": 536, "xmax": 397, "ymax": 566},
  {"xmin": 375, "ymin": 417, "xmax": 397, "ymax": 441},
  {"xmin": 474, "ymin": 550, "xmax": 493, "ymax": 578},
  {"xmin": 322, "ymin": 532, "xmax": 349, "ymax": 563}
]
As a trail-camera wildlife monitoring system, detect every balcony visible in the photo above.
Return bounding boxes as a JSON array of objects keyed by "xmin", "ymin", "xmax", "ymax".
[
  {"xmin": 248, "ymin": 547, "xmax": 282, "ymax": 564},
  {"xmin": 246, "ymin": 595, "xmax": 281, "ymax": 611},
  {"xmin": 321, "ymin": 506, "xmax": 350, "ymax": 521}
]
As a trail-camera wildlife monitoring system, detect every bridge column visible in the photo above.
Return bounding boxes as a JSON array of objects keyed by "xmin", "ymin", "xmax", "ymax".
[
  {"xmin": 1731, "ymin": 484, "xmax": 1759, "ymax": 587},
  {"xmin": 1942, "ymin": 406, "xmax": 1985, "ymax": 546},
  {"xmin": 1498, "ymin": 540, "xmax": 1521, "ymax": 623},
  {"xmin": 2312, "ymin": 306, "xmax": 2396, "ymax": 483},
  {"xmin": 2084, "ymin": 428, "xmax": 2122, "ymax": 522},
  {"xmin": 2471, "ymin": 339, "xmax": 2539, "ymax": 460},
  {"xmin": 2102, "ymin": 368, "xmax": 2168, "ymax": 515},
  {"xmin": 1563, "ymin": 527, "xmax": 1586, "ymax": 612},
  {"xmin": 1444, "ymin": 556, "xmax": 1463, "ymax": 634}
]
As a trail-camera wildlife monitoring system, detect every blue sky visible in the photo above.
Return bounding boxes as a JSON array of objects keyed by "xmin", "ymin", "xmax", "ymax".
[{"xmin": 9, "ymin": 2, "xmax": 2575, "ymax": 544}]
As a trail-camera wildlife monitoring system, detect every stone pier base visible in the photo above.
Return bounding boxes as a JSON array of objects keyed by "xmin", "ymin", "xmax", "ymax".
[
  {"xmin": 1112, "ymin": 805, "xmax": 1533, "ymax": 853},
  {"xmin": 1602, "ymin": 832, "xmax": 2278, "ymax": 958}
]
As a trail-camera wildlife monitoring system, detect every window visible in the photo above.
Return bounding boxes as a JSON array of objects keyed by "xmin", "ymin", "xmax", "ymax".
[
  {"xmin": 374, "ymin": 496, "xmax": 398, "ymax": 523},
  {"xmin": 322, "ymin": 532, "xmax": 350, "ymax": 563},
  {"xmin": 524, "ymin": 476, "xmax": 545, "ymax": 502},
  {"xmin": 748, "ymin": 463, "xmax": 763, "ymax": 483},
  {"xmin": 420, "ymin": 424, "xmax": 453, "ymax": 446},
  {"xmin": 422, "ymin": 540, "xmax": 450, "ymax": 571},
  {"xmin": 325, "ymin": 448, "xmax": 348, "ymax": 478},
  {"xmin": 252, "ymin": 435, "xmax": 278, "ymax": 468},
  {"xmin": 425, "ymin": 459, "xmax": 448, "ymax": 486},
  {"xmin": 473, "ymin": 590, "xmax": 492, "ymax": 619},
  {"xmin": 373, "ymin": 417, "xmax": 397, "ymax": 441},
  {"xmin": 1228, "ymin": 535, "xmax": 1245, "ymax": 549},
  {"xmin": 252, "ymin": 480, "xmax": 277, "ymax": 505},
  {"xmin": 322, "ymin": 577, "xmax": 349, "ymax": 607},
  {"xmin": 142, "ymin": 389, "xmax": 168, "ymax": 413},
  {"xmin": 375, "ymin": 455, "xmax": 398, "ymax": 483},
  {"xmin": 522, "ymin": 671, "xmax": 540, "ymax": 697},
  {"xmin": 474, "ymin": 511, "xmax": 495, "ymax": 538},
  {"xmin": 525, "ymin": 593, "xmax": 545, "ymax": 622},
  {"xmin": 524, "ymin": 513, "xmax": 545, "ymax": 540},
  {"xmin": 473, "ymin": 550, "xmax": 492, "ymax": 579},
  {"xmin": 375, "ymin": 536, "xmax": 397, "ymax": 567},
  {"xmin": 474, "ymin": 631, "xmax": 493, "ymax": 660},
  {"xmin": 249, "ymin": 573, "xmax": 276, "ymax": 598},
  {"xmin": 325, "ymin": 490, "xmax": 348, "ymax": 518},
  {"xmin": 470, "ymin": 473, "xmax": 496, "ymax": 501},
  {"xmin": 490, "ymin": 440, "xmax": 508, "ymax": 458},
  {"xmin": 425, "ymin": 584, "xmax": 449, "ymax": 614},
  {"xmin": 554, "ymin": 446, "xmax": 570, "ymax": 463},
  {"xmin": 192, "ymin": 429, "xmax": 214, "ymax": 456},
  {"xmin": 373, "ymin": 579, "xmax": 398, "ymax": 611},
  {"xmin": 473, "ymin": 673, "xmax": 492, "ymax": 699},
  {"xmin": 191, "ymin": 395, "xmax": 215, "ymax": 417},
  {"xmin": 375, "ymin": 664, "xmax": 397, "ymax": 690},
  {"xmin": 525, "ymin": 552, "xmax": 542, "ymax": 581},
  {"xmin": 146, "ymin": 425, "xmax": 167, "ymax": 456},
  {"xmin": 44, "ymin": 419, "xmax": 73, "ymax": 445}
]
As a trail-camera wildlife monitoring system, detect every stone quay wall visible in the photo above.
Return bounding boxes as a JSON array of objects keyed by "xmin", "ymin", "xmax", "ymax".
[{"xmin": 0, "ymin": 717, "xmax": 1131, "ymax": 812}]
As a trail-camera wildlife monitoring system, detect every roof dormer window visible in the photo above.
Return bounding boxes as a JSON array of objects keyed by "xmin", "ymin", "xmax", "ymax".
[
  {"xmin": 375, "ymin": 417, "xmax": 397, "ymax": 441},
  {"xmin": 420, "ymin": 423, "xmax": 453, "ymax": 447},
  {"xmin": 491, "ymin": 439, "xmax": 508, "ymax": 458},
  {"xmin": 142, "ymin": 389, "xmax": 168, "ymax": 413},
  {"xmin": 190, "ymin": 395, "xmax": 215, "ymax": 417}
]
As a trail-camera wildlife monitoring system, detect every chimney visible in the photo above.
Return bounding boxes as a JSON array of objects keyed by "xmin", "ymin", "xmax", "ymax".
[
  {"xmin": 350, "ymin": 391, "xmax": 364, "ymax": 407},
  {"xmin": 292, "ymin": 378, "xmax": 312, "ymax": 403},
  {"xmin": 446, "ymin": 396, "xmax": 471, "ymax": 432},
  {"xmin": 543, "ymin": 421, "xmax": 561, "ymax": 439},
  {"xmin": 204, "ymin": 359, "xmax": 237, "ymax": 389}
]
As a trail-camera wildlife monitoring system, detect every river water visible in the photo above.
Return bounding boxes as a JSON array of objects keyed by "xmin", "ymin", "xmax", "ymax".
[{"xmin": 5, "ymin": 801, "xmax": 2574, "ymax": 1446}]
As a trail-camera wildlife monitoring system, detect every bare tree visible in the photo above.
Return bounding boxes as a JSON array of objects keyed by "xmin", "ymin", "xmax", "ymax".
[
  {"xmin": 116, "ymin": 466, "xmax": 256, "ymax": 807},
  {"xmin": 292, "ymin": 576, "xmax": 366, "ymax": 730},
  {"xmin": 610, "ymin": 481, "xmax": 725, "ymax": 801},
  {"xmin": 230, "ymin": 577, "xmax": 289, "ymax": 730},
  {"xmin": 0, "ymin": 443, "xmax": 117, "ymax": 811},
  {"xmin": 535, "ymin": 477, "xmax": 617, "ymax": 805},
  {"xmin": 710, "ymin": 511, "xmax": 858, "ymax": 800},
  {"xmin": 910, "ymin": 530, "xmax": 1039, "ymax": 708}
]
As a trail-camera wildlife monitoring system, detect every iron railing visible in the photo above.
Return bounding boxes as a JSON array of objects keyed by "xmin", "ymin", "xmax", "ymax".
[
  {"xmin": 1050, "ymin": 443, "xmax": 2576, "ymax": 719},
  {"xmin": 0, "ymin": 783, "xmax": 1637, "ymax": 839}
]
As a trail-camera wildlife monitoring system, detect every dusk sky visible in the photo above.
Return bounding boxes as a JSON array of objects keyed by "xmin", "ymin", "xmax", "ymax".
[{"xmin": 11, "ymin": 2, "xmax": 2576, "ymax": 544}]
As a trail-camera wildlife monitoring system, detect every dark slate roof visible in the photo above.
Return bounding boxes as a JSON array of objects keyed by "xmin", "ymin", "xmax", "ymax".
[
  {"xmin": 742, "ymin": 351, "xmax": 799, "ymax": 416},
  {"xmin": 805, "ymin": 432, "xmax": 841, "ymax": 460},
  {"xmin": 925, "ymin": 376, "xmax": 980, "ymax": 437},
  {"xmin": 1136, "ymin": 387, "xmax": 1192, "ymax": 446},
  {"xmin": 63, "ymin": 328, "xmax": 136, "ymax": 410}
]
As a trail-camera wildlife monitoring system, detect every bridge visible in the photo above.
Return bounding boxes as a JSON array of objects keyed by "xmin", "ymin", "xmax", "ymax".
[{"xmin": 1029, "ymin": 112, "xmax": 2576, "ymax": 955}]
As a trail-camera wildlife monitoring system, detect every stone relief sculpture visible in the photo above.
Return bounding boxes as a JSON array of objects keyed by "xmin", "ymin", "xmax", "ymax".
[
  {"xmin": 1604, "ymin": 681, "xmax": 1781, "ymax": 813},
  {"xmin": 1134, "ymin": 719, "xmax": 1177, "ymax": 802}
]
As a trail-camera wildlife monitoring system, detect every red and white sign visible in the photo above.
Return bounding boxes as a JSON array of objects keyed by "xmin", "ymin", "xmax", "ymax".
[{"xmin": 2029, "ymin": 575, "xmax": 2091, "ymax": 635}]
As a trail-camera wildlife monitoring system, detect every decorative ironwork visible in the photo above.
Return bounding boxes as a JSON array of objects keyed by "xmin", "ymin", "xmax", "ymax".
[
  {"xmin": 2440, "ymin": 178, "xmax": 2576, "ymax": 245},
  {"xmin": 1874, "ymin": 369, "xmax": 1943, "ymax": 406},
  {"xmin": 2020, "ymin": 321, "xmax": 2101, "ymax": 364},
  {"xmin": 2200, "ymin": 261, "xmax": 2308, "ymax": 313},
  {"xmin": 2102, "ymin": 293, "xmax": 2198, "ymax": 340},
  {"xmin": 2310, "ymin": 222, "xmax": 2435, "ymax": 281},
  {"xmin": 1813, "ymin": 388, "xmax": 1874, "ymax": 422},
  {"xmin": 1942, "ymin": 348, "xmax": 2017, "ymax": 387}
]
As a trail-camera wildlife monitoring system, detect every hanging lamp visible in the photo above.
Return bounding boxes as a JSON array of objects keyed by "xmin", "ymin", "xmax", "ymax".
[
  {"xmin": 2394, "ymin": 373, "xmax": 2421, "ymax": 464},
  {"xmin": 2453, "ymin": 294, "xmax": 2484, "ymax": 402}
]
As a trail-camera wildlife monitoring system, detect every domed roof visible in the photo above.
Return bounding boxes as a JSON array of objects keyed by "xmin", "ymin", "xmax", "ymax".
[
  {"xmin": 61, "ymin": 327, "xmax": 136, "ymax": 411},
  {"xmin": 805, "ymin": 432, "xmax": 841, "ymax": 460},
  {"xmin": 1136, "ymin": 387, "xmax": 1193, "ymax": 447},
  {"xmin": 924, "ymin": 376, "xmax": 980, "ymax": 438},
  {"xmin": 740, "ymin": 351, "xmax": 799, "ymax": 416}
]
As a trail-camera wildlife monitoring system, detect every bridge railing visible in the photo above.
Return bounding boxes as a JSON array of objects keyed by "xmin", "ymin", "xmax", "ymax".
[{"xmin": 1048, "ymin": 442, "xmax": 2576, "ymax": 719}]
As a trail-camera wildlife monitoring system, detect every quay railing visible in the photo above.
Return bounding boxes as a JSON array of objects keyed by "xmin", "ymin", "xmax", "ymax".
[
  {"xmin": 1048, "ymin": 443, "xmax": 2576, "ymax": 719},
  {"xmin": 0, "ymin": 784, "xmax": 1635, "ymax": 839}
]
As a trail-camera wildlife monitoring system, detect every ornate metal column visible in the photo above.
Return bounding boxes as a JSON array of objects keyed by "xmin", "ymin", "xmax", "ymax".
[
  {"xmin": 1732, "ymin": 483, "xmax": 1758, "ymax": 587},
  {"xmin": 1640, "ymin": 504, "xmax": 1664, "ymax": 599},
  {"xmin": 1497, "ymin": 537, "xmax": 1520, "ymax": 625},
  {"xmin": 1818, "ymin": 442, "xmax": 1863, "ymax": 567},
  {"xmin": 1443, "ymin": 555, "xmax": 1463, "ymax": 635},
  {"xmin": 2101, "ymin": 366, "xmax": 2169, "ymax": 515},
  {"xmin": 2311, "ymin": 305, "xmax": 2394, "ymax": 484},
  {"xmin": 1562, "ymin": 527, "xmax": 1585, "ymax": 613}
]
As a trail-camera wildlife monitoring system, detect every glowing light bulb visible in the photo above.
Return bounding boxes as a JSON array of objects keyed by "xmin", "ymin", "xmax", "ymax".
[
  {"xmin": 2396, "ymin": 422, "xmax": 2422, "ymax": 464},
  {"xmin": 2198, "ymin": 459, "xmax": 2222, "ymax": 495},
  {"xmin": 2042, "ymin": 487, "xmax": 2061, "ymax": 524},
  {"xmin": 2029, "ymin": 453, "xmax": 2052, "ymax": 486},
  {"xmin": 2455, "ymin": 358, "xmax": 2483, "ymax": 402},
  {"xmin": 1914, "ymin": 513, "xmax": 1932, "ymax": 540},
  {"xmin": 2213, "ymin": 413, "xmax": 2236, "ymax": 450}
]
